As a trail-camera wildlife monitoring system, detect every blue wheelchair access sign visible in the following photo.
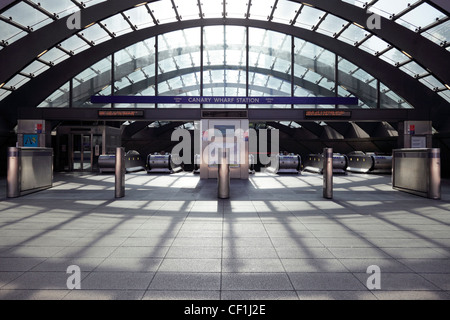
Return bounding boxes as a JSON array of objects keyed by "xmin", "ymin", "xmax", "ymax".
[{"xmin": 24, "ymin": 134, "xmax": 39, "ymax": 147}]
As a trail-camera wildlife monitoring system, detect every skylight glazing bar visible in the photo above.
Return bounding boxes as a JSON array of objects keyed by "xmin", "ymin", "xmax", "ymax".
[
  {"xmin": 313, "ymin": 12, "xmax": 328, "ymax": 32},
  {"xmin": 122, "ymin": 12, "xmax": 137, "ymax": 31},
  {"xmin": 23, "ymin": 0, "xmax": 56, "ymax": 20},
  {"xmin": 0, "ymin": 15, "xmax": 29, "ymax": 32},
  {"xmin": 391, "ymin": 0, "xmax": 423, "ymax": 20},
  {"xmin": 145, "ymin": 3, "xmax": 159, "ymax": 25},
  {"xmin": 197, "ymin": 0, "xmax": 204, "ymax": 18},
  {"xmin": 171, "ymin": 0, "xmax": 181, "ymax": 21},
  {"xmin": 291, "ymin": 3, "xmax": 304, "ymax": 25},
  {"xmin": 269, "ymin": 0, "xmax": 279, "ymax": 21}
]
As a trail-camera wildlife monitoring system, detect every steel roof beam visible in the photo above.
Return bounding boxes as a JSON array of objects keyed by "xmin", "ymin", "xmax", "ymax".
[
  {"xmin": 289, "ymin": 0, "xmax": 450, "ymax": 86},
  {"xmin": 0, "ymin": 19, "xmax": 442, "ymax": 126},
  {"xmin": 0, "ymin": 0, "xmax": 160, "ymax": 85}
]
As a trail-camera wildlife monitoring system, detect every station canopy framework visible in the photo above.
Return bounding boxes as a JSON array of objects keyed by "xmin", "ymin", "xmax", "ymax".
[{"xmin": 0, "ymin": 0, "xmax": 449, "ymax": 131}]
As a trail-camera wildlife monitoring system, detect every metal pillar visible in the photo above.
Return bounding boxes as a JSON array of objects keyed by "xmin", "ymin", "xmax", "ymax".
[
  {"xmin": 323, "ymin": 148, "xmax": 333, "ymax": 199},
  {"xmin": 115, "ymin": 147, "xmax": 125, "ymax": 198},
  {"xmin": 7, "ymin": 147, "xmax": 20, "ymax": 198},
  {"xmin": 429, "ymin": 148, "xmax": 441, "ymax": 200},
  {"xmin": 218, "ymin": 148, "xmax": 230, "ymax": 199}
]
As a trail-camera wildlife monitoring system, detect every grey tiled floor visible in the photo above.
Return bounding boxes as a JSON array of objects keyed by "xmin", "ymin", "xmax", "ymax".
[{"xmin": 0, "ymin": 171, "xmax": 449, "ymax": 300}]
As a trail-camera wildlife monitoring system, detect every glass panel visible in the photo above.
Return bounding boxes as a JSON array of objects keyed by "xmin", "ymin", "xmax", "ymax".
[
  {"xmin": 396, "ymin": 3, "xmax": 447, "ymax": 32},
  {"xmin": 359, "ymin": 35, "xmax": 390, "ymax": 56},
  {"xmin": 59, "ymin": 35, "xmax": 90, "ymax": 55},
  {"xmin": 147, "ymin": 0, "xmax": 178, "ymax": 24},
  {"xmin": 174, "ymin": 0, "xmax": 200, "ymax": 21},
  {"xmin": 338, "ymin": 57, "xmax": 377, "ymax": 109},
  {"xmin": 295, "ymin": 6, "xmax": 324, "ymax": 30},
  {"xmin": 379, "ymin": 48, "xmax": 410, "ymax": 66},
  {"xmin": 0, "ymin": 89, "xmax": 12, "ymax": 101},
  {"xmin": 115, "ymin": 38, "xmax": 156, "ymax": 102},
  {"xmin": 341, "ymin": 0, "xmax": 366, "ymax": 9},
  {"xmin": 2, "ymin": 1, "xmax": 52, "ymax": 32},
  {"xmin": 5, "ymin": 74, "xmax": 30, "ymax": 89},
  {"xmin": 294, "ymin": 39, "xmax": 336, "ymax": 109},
  {"xmin": 158, "ymin": 28, "xmax": 200, "ymax": 107},
  {"xmin": 226, "ymin": 0, "xmax": 248, "ymax": 19},
  {"xmin": 203, "ymin": 25, "xmax": 246, "ymax": 108},
  {"xmin": 80, "ymin": 23, "xmax": 112, "ymax": 46},
  {"xmin": 20, "ymin": 60, "xmax": 50, "ymax": 77},
  {"xmin": 249, "ymin": 29, "xmax": 291, "ymax": 74},
  {"xmin": 73, "ymin": 56, "xmax": 112, "ymax": 108},
  {"xmin": 399, "ymin": 61, "xmax": 427, "ymax": 78},
  {"xmin": 101, "ymin": 15, "xmax": 133, "ymax": 37},
  {"xmin": 438, "ymin": 90, "xmax": 450, "ymax": 103},
  {"xmin": 249, "ymin": 73, "xmax": 291, "ymax": 108},
  {"xmin": 124, "ymin": 5, "xmax": 155, "ymax": 30},
  {"xmin": 39, "ymin": 47, "xmax": 71, "ymax": 65},
  {"xmin": 0, "ymin": 20, "xmax": 26, "ymax": 47},
  {"xmin": 201, "ymin": 0, "xmax": 223, "ymax": 19},
  {"xmin": 337, "ymin": 23, "xmax": 368, "ymax": 46},
  {"xmin": 272, "ymin": 1, "xmax": 301, "ymax": 24},
  {"xmin": 366, "ymin": 0, "xmax": 412, "ymax": 20},
  {"xmin": 29, "ymin": 0, "xmax": 79, "ymax": 19},
  {"xmin": 316, "ymin": 14, "xmax": 347, "ymax": 38},
  {"xmin": 37, "ymin": 81, "xmax": 70, "ymax": 108},
  {"xmin": 419, "ymin": 75, "xmax": 444, "ymax": 91},
  {"xmin": 249, "ymin": 0, "xmax": 274, "ymax": 21},
  {"xmin": 294, "ymin": 40, "xmax": 335, "ymax": 81},
  {"xmin": 83, "ymin": 0, "xmax": 108, "ymax": 8},
  {"xmin": 380, "ymin": 83, "xmax": 413, "ymax": 109},
  {"xmin": 421, "ymin": 20, "xmax": 450, "ymax": 46}
]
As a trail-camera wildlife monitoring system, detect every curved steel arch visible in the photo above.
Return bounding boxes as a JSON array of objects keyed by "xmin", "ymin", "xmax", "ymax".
[
  {"xmin": 289, "ymin": 0, "xmax": 450, "ymax": 85},
  {"xmin": 0, "ymin": 19, "xmax": 446, "ymax": 126},
  {"xmin": 0, "ymin": 0, "xmax": 159, "ymax": 85},
  {"xmin": 67, "ymin": 57, "xmax": 380, "ymax": 109},
  {"xmin": 1, "ymin": 0, "xmax": 449, "ymax": 89},
  {"xmin": 70, "ymin": 66, "xmax": 339, "ymax": 108}
]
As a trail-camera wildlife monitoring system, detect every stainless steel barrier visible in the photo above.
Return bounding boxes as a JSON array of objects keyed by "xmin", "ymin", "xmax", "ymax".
[
  {"xmin": 392, "ymin": 148, "xmax": 440, "ymax": 200},
  {"xmin": 7, "ymin": 147, "xmax": 53, "ymax": 198},
  {"xmin": 218, "ymin": 149, "xmax": 230, "ymax": 199},
  {"xmin": 323, "ymin": 148, "xmax": 333, "ymax": 199},
  {"xmin": 98, "ymin": 155, "xmax": 116, "ymax": 174},
  {"xmin": 125, "ymin": 150, "xmax": 146, "ymax": 173},
  {"xmin": 115, "ymin": 147, "xmax": 126, "ymax": 198}
]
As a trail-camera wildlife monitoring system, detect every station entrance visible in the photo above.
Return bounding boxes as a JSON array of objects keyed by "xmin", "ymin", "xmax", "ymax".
[{"xmin": 54, "ymin": 126, "xmax": 121, "ymax": 173}]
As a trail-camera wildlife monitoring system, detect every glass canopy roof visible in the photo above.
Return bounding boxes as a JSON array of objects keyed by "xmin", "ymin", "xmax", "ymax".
[
  {"xmin": 37, "ymin": 27, "xmax": 412, "ymax": 110},
  {"xmin": 0, "ymin": 0, "xmax": 449, "ymax": 106}
]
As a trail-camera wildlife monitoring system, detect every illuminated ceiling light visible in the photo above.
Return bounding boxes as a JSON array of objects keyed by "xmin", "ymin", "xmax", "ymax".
[
  {"xmin": 445, "ymin": 84, "xmax": 450, "ymax": 90},
  {"xmin": 84, "ymin": 22, "xmax": 95, "ymax": 29},
  {"xmin": 37, "ymin": 50, "xmax": 48, "ymax": 58},
  {"xmin": 134, "ymin": 2, "xmax": 148, "ymax": 7},
  {"xmin": 0, "ymin": 83, "xmax": 4, "ymax": 88},
  {"xmin": 402, "ymin": 51, "xmax": 412, "ymax": 59},
  {"xmin": 302, "ymin": 3, "xmax": 314, "ymax": 7},
  {"xmin": 353, "ymin": 22, "xmax": 365, "ymax": 29}
]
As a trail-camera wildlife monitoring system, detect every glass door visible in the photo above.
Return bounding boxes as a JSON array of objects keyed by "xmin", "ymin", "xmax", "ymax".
[
  {"xmin": 82, "ymin": 134, "xmax": 92, "ymax": 171},
  {"xmin": 73, "ymin": 134, "xmax": 82, "ymax": 171},
  {"xmin": 72, "ymin": 134, "xmax": 92, "ymax": 171}
]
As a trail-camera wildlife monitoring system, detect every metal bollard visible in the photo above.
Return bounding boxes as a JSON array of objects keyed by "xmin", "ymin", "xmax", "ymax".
[
  {"xmin": 323, "ymin": 148, "xmax": 333, "ymax": 199},
  {"xmin": 428, "ymin": 148, "xmax": 441, "ymax": 200},
  {"xmin": 115, "ymin": 147, "xmax": 126, "ymax": 198},
  {"xmin": 7, "ymin": 147, "xmax": 20, "ymax": 198},
  {"xmin": 218, "ymin": 148, "xmax": 230, "ymax": 199}
]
